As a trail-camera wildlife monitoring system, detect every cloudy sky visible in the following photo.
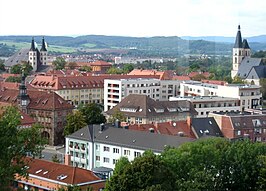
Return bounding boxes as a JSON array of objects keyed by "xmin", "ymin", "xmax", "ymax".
[{"xmin": 0, "ymin": 0, "xmax": 265, "ymax": 37}]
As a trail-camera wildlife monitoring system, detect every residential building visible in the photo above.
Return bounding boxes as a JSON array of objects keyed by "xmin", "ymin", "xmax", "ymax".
[
  {"xmin": 30, "ymin": 74, "xmax": 160, "ymax": 107},
  {"xmin": 106, "ymin": 94, "xmax": 196, "ymax": 124},
  {"xmin": 128, "ymin": 69, "xmax": 173, "ymax": 80},
  {"xmin": 65, "ymin": 124, "xmax": 194, "ymax": 170},
  {"xmin": 75, "ymin": 60, "xmax": 112, "ymax": 73},
  {"xmin": 170, "ymin": 96, "xmax": 240, "ymax": 117},
  {"xmin": 179, "ymin": 81, "xmax": 262, "ymax": 110},
  {"xmin": 104, "ymin": 78, "xmax": 180, "ymax": 111},
  {"xmin": 209, "ymin": 110, "xmax": 266, "ymax": 142},
  {"xmin": 13, "ymin": 157, "xmax": 105, "ymax": 191}
]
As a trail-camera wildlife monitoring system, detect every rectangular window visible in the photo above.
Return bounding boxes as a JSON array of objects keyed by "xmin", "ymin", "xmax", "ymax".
[
  {"xmin": 124, "ymin": 150, "xmax": 130, "ymax": 156},
  {"xmin": 96, "ymin": 144, "xmax": 100, "ymax": 151},
  {"xmin": 134, "ymin": 151, "xmax": 141, "ymax": 158},
  {"xmin": 103, "ymin": 146, "xmax": 110, "ymax": 152},
  {"xmin": 96, "ymin": 156, "xmax": 100, "ymax": 161},
  {"xmin": 113, "ymin": 159, "xmax": 118, "ymax": 164},
  {"xmin": 113, "ymin": 148, "xmax": 119, "ymax": 154},
  {"xmin": 103, "ymin": 157, "xmax": 110, "ymax": 163}
]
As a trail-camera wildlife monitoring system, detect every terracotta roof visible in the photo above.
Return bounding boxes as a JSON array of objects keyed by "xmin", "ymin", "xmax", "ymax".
[
  {"xmin": 20, "ymin": 111, "xmax": 35, "ymax": 126},
  {"xmin": 128, "ymin": 69, "xmax": 171, "ymax": 80},
  {"xmin": 172, "ymin": 75, "xmax": 191, "ymax": 81},
  {"xmin": 24, "ymin": 157, "xmax": 104, "ymax": 185},
  {"xmin": 46, "ymin": 69, "xmax": 82, "ymax": 76},
  {"xmin": 188, "ymin": 71, "xmax": 210, "ymax": 78},
  {"xmin": 30, "ymin": 74, "xmax": 160, "ymax": 90},
  {"xmin": 0, "ymin": 82, "xmax": 20, "ymax": 90},
  {"xmin": 0, "ymin": 89, "xmax": 73, "ymax": 110},
  {"xmin": 201, "ymin": 80, "xmax": 228, "ymax": 86},
  {"xmin": 90, "ymin": 60, "xmax": 112, "ymax": 66},
  {"xmin": 1, "ymin": 73, "xmax": 20, "ymax": 79}
]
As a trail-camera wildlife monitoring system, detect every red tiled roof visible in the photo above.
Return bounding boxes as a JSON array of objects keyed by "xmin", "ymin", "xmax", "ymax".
[
  {"xmin": 128, "ymin": 69, "xmax": 171, "ymax": 80},
  {"xmin": 201, "ymin": 80, "xmax": 228, "ymax": 86},
  {"xmin": 172, "ymin": 75, "xmax": 191, "ymax": 81},
  {"xmin": 24, "ymin": 157, "xmax": 103, "ymax": 185},
  {"xmin": 1, "ymin": 73, "xmax": 20, "ymax": 79},
  {"xmin": 0, "ymin": 89, "xmax": 73, "ymax": 110},
  {"xmin": 30, "ymin": 74, "xmax": 161, "ymax": 90},
  {"xmin": 188, "ymin": 71, "xmax": 210, "ymax": 78},
  {"xmin": 0, "ymin": 81, "xmax": 20, "ymax": 90},
  {"xmin": 20, "ymin": 111, "xmax": 35, "ymax": 126}
]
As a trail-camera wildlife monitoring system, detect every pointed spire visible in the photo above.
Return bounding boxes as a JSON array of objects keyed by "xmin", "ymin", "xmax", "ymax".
[
  {"xmin": 40, "ymin": 37, "xmax": 47, "ymax": 51},
  {"xmin": 242, "ymin": 39, "xmax": 250, "ymax": 49},
  {"xmin": 234, "ymin": 25, "xmax": 243, "ymax": 48},
  {"xmin": 30, "ymin": 37, "xmax": 36, "ymax": 51}
]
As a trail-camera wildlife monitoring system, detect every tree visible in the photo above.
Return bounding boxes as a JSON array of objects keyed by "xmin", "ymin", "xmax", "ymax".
[
  {"xmin": 5, "ymin": 76, "xmax": 22, "ymax": 83},
  {"xmin": 79, "ymin": 65, "xmax": 92, "ymax": 72},
  {"xmin": 0, "ymin": 60, "xmax": 5, "ymax": 71},
  {"xmin": 68, "ymin": 62, "xmax": 77, "ymax": 70},
  {"xmin": 108, "ymin": 109, "xmax": 126, "ymax": 123},
  {"xmin": 78, "ymin": 103, "xmax": 106, "ymax": 125},
  {"xmin": 260, "ymin": 78, "xmax": 266, "ymax": 99},
  {"xmin": 107, "ymin": 67, "xmax": 123, "ymax": 74},
  {"xmin": 10, "ymin": 62, "xmax": 33, "ymax": 76},
  {"xmin": 122, "ymin": 64, "xmax": 134, "ymax": 73},
  {"xmin": 64, "ymin": 111, "xmax": 86, "ymax": 136},
  {"xmin": 105, "ymin": 151, "xmax": 176, "ymax": 191},
  {"xmin": 0, "ymin": 106, "xmax": 46, "ymax": 190},
  {"xmin": 232, "ymin": 76, "xmax": 245, "ymax": 84},
  {"xmin": 51, "ymin": 154, "xmax": 60, "ymax": 163},
  {"xmin": 52, "ymin": 57, "xmax": 66, "ymax": 70}
]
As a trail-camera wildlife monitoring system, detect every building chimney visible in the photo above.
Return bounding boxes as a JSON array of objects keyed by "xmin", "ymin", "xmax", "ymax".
[
  {"xmin": 115, "ymin": 119, "xmax": 121, "ymax": 128},
  {"xmin": 64, "ymin": 153, "xmax": 71, "ymax": 166},
  {"xmin": 100, "ymin": 123, "xmax": 105, "ymax": 131}
]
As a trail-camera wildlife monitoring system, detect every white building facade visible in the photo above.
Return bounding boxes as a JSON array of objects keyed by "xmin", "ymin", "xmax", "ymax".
[{"xmin": 104, "ymin": 78, "xmax": 180, "ymax": 111}]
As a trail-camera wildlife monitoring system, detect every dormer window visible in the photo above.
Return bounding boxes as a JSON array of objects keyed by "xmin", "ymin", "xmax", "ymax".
[
  {"xmin": 120, "ymin": 107, "xmax": 137, "ymax": 112},
  {"xmin": 154, "ymin": 108, "xmax": 164, "ymax": 113}
]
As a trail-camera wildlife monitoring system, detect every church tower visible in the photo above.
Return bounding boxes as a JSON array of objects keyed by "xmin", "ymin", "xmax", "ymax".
[
  {"xmin": 231, "ymin": 25, "xmax": 251, "ymax": 78},
  {"xmin": 17, "ymin": 70, "xmax": 30, "ymax": 113},
  {"xmin": 40, "ymin": 37, "xmax": 48, "ymax": 65},
  {"xmin": 28, "ymin": 37, "xmax": 38, "ymax": 72}
]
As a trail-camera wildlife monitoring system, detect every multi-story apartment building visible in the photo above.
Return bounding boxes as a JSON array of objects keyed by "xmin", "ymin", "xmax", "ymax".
[
  {"xmin": 179, "ymin": 81, "xmax": 262, "ymax": 110},
  {"xmin": 209, "ymin": 110, "xmax": 266, "ymax": 142},
  {"xmin": 104, "ymin": 78, "xmax": 180, "ymax": 111},
  {"xmin": 30, "ymin": 75, "xmax": 160, "ymax": 107},
  {"xmin": 106, "ymin": 94, "xmax": 196, "ymax": 124},
  {"xmin": 170, "ymin": 96, "xmax": 240, "ymax": 117},
  {"xmin": 65, "ymin": 124, "xmax": 194, "ymax": 170}
]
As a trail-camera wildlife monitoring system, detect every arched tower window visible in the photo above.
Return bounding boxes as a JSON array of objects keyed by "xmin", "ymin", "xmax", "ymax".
[{"xmin": 235, "ymin": 57, "xmax": 237, "ymax": 64}]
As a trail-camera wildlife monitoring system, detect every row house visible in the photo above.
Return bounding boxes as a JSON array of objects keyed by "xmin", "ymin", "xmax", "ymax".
[
  {"xmin": 65, "ymin": 124, "xmax": 194, "ymax": 170},
  {"xmin": 106, "ymin": 94, "xmax": 197, "ymax": 124}
]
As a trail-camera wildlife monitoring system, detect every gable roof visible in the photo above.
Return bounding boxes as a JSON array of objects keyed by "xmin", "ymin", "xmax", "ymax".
[
  {"xmin": 246, "ymin": 65, "xmax": 266, "ymax": 79},
  {"xmin": 4, "ymin": 48, "xmax": 29, "ymax": 67},
  {"xmin": 237, "ymin": 57, "xmax": 262, "ymax": 78},
  {"xmin": 191, "ymin": 117, "xmax": 223, "ymax": 138},
  {"xmin": 24, "ymin": 157, "xmax": 104, "ymax": 186},
  {"xmin": 106, "ymin": 94, "xmax": 197, "ymax": 117},
  {"xmin": 67, "ymin": 124, "xmax": 195, "ymax": 152}
]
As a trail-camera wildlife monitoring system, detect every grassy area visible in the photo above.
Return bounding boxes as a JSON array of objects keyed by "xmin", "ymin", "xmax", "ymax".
[
  {"xmin": 0, "ymin": 40, "xmax": 77, "ymax": 53},
  {"xmin": 81, "ymin": 43, "xmax": 96, "ymax": 48}
]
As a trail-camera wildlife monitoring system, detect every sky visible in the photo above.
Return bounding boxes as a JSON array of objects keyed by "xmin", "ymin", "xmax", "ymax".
[{"xmin": 0, "ymin": 0, "xmax": 265, "ymax": 37}]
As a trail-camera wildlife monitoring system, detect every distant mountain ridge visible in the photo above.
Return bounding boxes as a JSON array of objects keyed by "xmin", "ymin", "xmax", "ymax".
[{"xmin": 1, "ymin": 35, "xmax": 266, "ymax": 57}]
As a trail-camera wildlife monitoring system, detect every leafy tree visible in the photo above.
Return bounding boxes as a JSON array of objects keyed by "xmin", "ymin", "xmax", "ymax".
[
  {"xmin": 53, "ymin": 57, "xmax": 66, "ymax": 70},
  {"xmin": 232, "ymin": 76, "xmax": 245, "ymax": 84},
  {"xmin": 0, "ymin": 60, "xmax": 5, "ymax": 71},
  {"xmin": 5, "ymin": 76, "xmax": 22, "ymax": 83},
  {"xmin": 10, "ymin": 62, "xmax": 33, "ymax": 76},
  {"xmin": 64, "ymin": 111, "xmax": 86, "ymax": 136},
  {"xmin": 122, "ymin": 64, "xmax": 134, "ymax": 73},
  {"xmin": 108, "ymin": 109, "xmax": 126, "ymax": 123},
  {"xmin": 51, "ymin": 154, "xmax": 60, "ymax": 163},
  {"xmin": 0, "ymin": 106, "xmax": 45, "ymax": 190},
  {"xmin": 191, "ymin": 74, "xmax": 207, "ymax": 81},
  {"xmin": 79, "ymin": 65, "xmax": 92, "ymax": 72},
  {"xmin": 68, "ymin": 62, "xmax": 77, "ymax": 69},
  {"xmin": 257, "ymin": 156, "xmax": 266, "ymax": 191},
  {"xmin": 105, "ymin": 151, "xmax": 176, "ymax": 191},
  {"xmin": 107, "ymin": 67, "xmax": 123, "ymax": 74},
  {"xmin": 78, "ymin": 103, "xmax": 106, "ymax": 125},
  {"xmin": 260, "ymin": 78, "xmax": 266, "ymax": 99}
]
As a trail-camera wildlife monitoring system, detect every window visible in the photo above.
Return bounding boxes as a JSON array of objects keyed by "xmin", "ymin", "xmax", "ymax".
[
  {"xmin": 124, "ymin": 150, "xmax": 130, "ymax": 156},
  {"xmin": 96, "ymin": 156, "xmax": 100, "ymax": 161},
  {"xmin": 113, "ymin": 148, "xmax": 119, "ymax": 154},
  {"xmin": 113, "ymin": 159, "xmax": 118, "ymax": 164},
  {"xmin": 103, "ymin": 146, "xmax": 110, "ymax": 152},
  {"xmin": 96, "ymin": 144, "xmax": 100, "ymax": 151},
  {"xmin": 103, "ymin": 157, "xmax": 110, "ymax": 163},
  {"xmin": 237, "ymin": 130, "xmax": 241, "ymax": 136},
  {"xmin": 134, "ymin": 151, "xmax": 141, "ymax": 158}
]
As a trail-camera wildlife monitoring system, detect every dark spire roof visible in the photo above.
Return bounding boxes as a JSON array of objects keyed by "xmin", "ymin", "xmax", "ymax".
[
  {"xmin": 40, "ymin": 37, "xmax": 47, "ymax": 51},
  {"xmin": 242, "ymin": 39, "xmax": 250, "ymax": 49},
  {"xmin": 30, "ymin": 37, "xmax": 37, "ymax": 51},
  {"xmin": 234, "ymin": 25, "xmax": 243, "ymax": 48}
]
